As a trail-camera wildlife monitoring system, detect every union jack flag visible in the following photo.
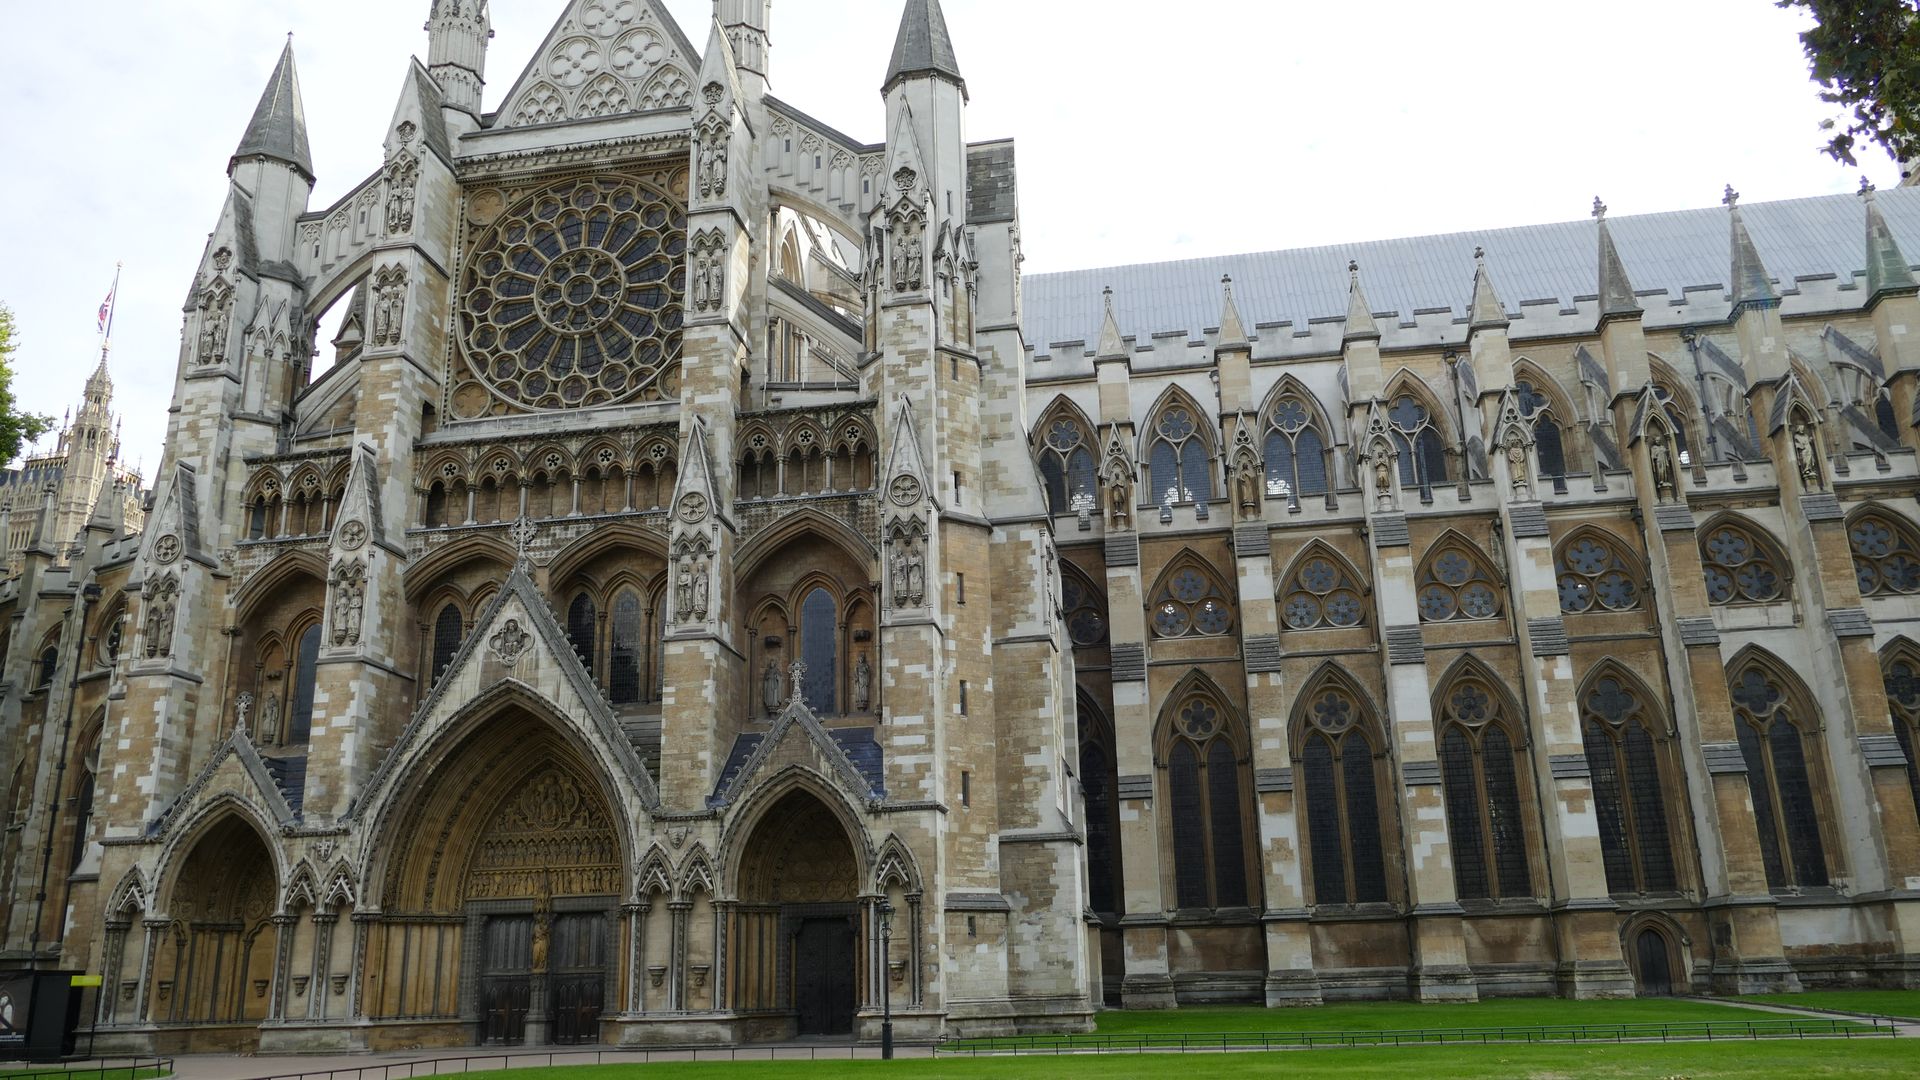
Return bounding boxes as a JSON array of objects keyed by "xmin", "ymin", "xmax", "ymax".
[{"xmin": 97, "ymin": 286, "xmax": 115, "ymax": 334}]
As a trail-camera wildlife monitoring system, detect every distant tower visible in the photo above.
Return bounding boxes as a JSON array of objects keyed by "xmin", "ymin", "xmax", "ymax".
[
  {"xmin": 717, "ymin": 0, "xmax": 771, "ymax": 91},
  {"xmin": 51, "ymin": 354, "xmax": 119, "ymax": 554},
  {"xmin": 427, "ymin": 0, "xmax": 493, "ymax": 116}
]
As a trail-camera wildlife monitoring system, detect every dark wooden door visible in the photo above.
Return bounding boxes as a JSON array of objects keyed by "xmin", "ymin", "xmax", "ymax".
[
  {"xmin": 793, "ymin": 918, "xmax": 855, "ymax": 1036},
  {"xmin": 1635, "ymin": 929, "xmax": 1673, "ymax": 996},
  {"xmin": 549, "ymin": 914, "xmax": 609, "ymax": 1045},
  {"xmin": 480, "ymin": 916, "xmax": 532, "ymax": 1045}
]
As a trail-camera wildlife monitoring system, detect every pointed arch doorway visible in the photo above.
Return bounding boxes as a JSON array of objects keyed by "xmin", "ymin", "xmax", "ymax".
[{"xmin": 734, "ymin": 789, "xmax": 863, "ymax": 1037}]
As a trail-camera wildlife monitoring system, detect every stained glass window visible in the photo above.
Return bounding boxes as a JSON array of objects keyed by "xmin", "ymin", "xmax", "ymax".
[
  {"xmin": 1299, "ymin": 683, "xmax": 1388, "ymax": 905},
  {"xmin": 567, "ymin": 594, "xmax": 596, "ymax": 667},
  {"xmin": 1281, "ymin": 552, "xmax": 1367, "ymax": 631},
  {"xmin": 287, "ymin": 624, "xmax": 322, "ymax": 745},
  {"xmin": 1730, "ymin": 662, "xmax": 1830, "ymax": 890},
  {"xmin": 1556, "ymin": 533, "xmax": 1642, "ymax": 614},
  {"xmin": 1438, "ymin": 675, "xmax": 1535, "ymax": 900},
  {"xmin": 1702, "ymin": 522, "xmax": 1786, "ymax": 605},
  {"xmin": 1263, "ymin": 393, "xmax": 1330, "ymax": 499},
  {"xmin": 1516, "ymin": 379, "xmax": 1567, "ymax": 478},
  {"xmin": 1388, "ymin": 394, "xmax": 1450, "ymax": 489},
  {"xmin": 1417, "ymin": 542, "xmax": 1502, "ymax": 623},
  {"xmin": 1165, "ymin": 686, "xmax": 1252, "ymax": 910},
  {"xmin": 1849, "ymin": 512, "xmax": 1920, "ymax": 597},
  {"xmin": 1062, "ymin": 568, "xmax": 1108, "ymax": 647},
  {"xmin": 1147, "ymin": 404, "xmax": 1213, "ymax": 507},
  {"xmin": 800, "ymin": 588, "xmax": 837, "ymax": 714},
  {"xmin": 1037, "ymin": 411, "xmax": 1098, "ymax": 515},
  {"xmin": 1151, "ymin": 563, "xmax": 1235, "ymax": 638},
  {"xmin": 609, "ymin": 590, "xmax": 643, "ymax": 705},
  {"xmin": 1080, "ymin": 704, "xmax": 1123, "ymax": 915},
  {"xmin": 1582, "ymin": 673, "xmax": 1679, "ymax": 895},
  {"xmin": 431, "ymin": 603, "xmax": 462, "ymax": 686}
]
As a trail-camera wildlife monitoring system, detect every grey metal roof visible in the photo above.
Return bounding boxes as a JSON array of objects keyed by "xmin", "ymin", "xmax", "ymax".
[
  {"xmin": 967, "ymin": 141, "xmax": 1017, "ymax": 225},
  {"xmin": 883, "ymin": 0, "xmax": 965, "ymax": 94},
  {"xmin": 1022, "ymin": 187, "xmax": 1920, "ymax": 352},
  {"xmin": 232, "ymin": 41, "xmax": 313, "ymax": 179}
]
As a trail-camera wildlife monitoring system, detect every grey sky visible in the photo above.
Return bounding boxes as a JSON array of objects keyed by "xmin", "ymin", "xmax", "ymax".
[{"xmin": 0, "ymin": 0, "xmax": 1887, "ymax": 480}]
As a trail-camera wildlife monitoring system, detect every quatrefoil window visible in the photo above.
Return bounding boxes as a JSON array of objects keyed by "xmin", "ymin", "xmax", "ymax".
[
  {"xmin": 1701, "ymin": 523, "xmax": 1784, "ymax": 605},
  {"xmin": 1152, "ymin": 563, "xmax": 1234, "ymax": 638},
  {"xmin": 1417, "ymin": 543, "xmax": 1502, "ymax": 623},
  {"xmin": 1555, "ymin": 534, "xmax": 1641, "ymax": 614},
  {"xmin": 1281, "ymin": 554, "xmax": 1365, "ymax": 631},
  {"xmin": 1850, "ymin": 512, "xmax": 1920, "ymax": 597}
]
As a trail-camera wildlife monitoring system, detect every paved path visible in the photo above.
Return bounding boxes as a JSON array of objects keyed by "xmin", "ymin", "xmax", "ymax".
[
  {"xmin": 8, "ymin": 1044, "xmax": 937, "ymax": 1080},
  {"xmin": 1689, "ymin": 996, "xmax": 1920, "ymax": 1037}
]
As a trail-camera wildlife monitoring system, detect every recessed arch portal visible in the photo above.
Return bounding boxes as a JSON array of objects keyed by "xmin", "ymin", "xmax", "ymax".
[{"xmin": 731, "ymin": 787, "xmax": 866, "ymax": 1037}]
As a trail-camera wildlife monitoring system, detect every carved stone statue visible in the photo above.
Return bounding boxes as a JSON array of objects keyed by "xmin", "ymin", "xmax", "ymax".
[
  {"xmin": 530, "ymin": 911, "xmax": 550, "ymax": 972},
  {"xmin": 260, "ymin": 692, "xmax": 282, "ymax": 743},
  {"xmin": 691, "ymin": 558, "xmax": 710, "ymax": 620},
  {"xmin": 693, "ymin": 258, "xmax": 712, "ymax": 312},
  {"xmin": 235, "ymin": 692, "xmax": 254, "ymax": 736},
  {"xmin": 1791, "ymin": 422, "xmax": 1821, "ymax": 490},
  {"xmin": 1648, "ymin": 431, "xmax": 1677, "ymax": 500},
  {"xmin": 890, "ymin": 539, "xmax": 910, "ymax": 600},
  {"xmin": 697, "ymin": 141, "xmax": 716, "ymax": 198},
  {"xmin": 892, "ymin": 230, "xmax": 911, "ymax": 293},
  {"xmin": 143, "ymin": 575, "xmax": 179, "ymax": 660},
  {"xmin": 1105, "ymin": 468, "xmax": 1132, "ymax": 530},
  {"xmin": 1505, "ymin": 434, "xmax": 1530, "ymax": 500},
  {"xmin": 675, "ymin": 560, "xmax": 695, "ymax": 620},
  {"xmin": 384, "ymin": 155, "xmax": 417, "ymax": 235},
  {"xmin": 905, "ymin": 235, "xmax": 924, "ymax": 291},
  {"xmin": 1234, "ymin": 463, "xmax": 1261, "ymax": 518},
  {"xmin": 329, "ymin": 558, "xmax": 367, "ymax": 647},
  {"xmin": 710, "ymin": 141, "xmax": 729, "ymax": 198},
  {"xmin": 853, "ymin": 653, "xmax": 872, "ymax": 712},
  {"xmin": 762, "ymin": 660, "xmax": 783, "ymax": 716},
  {"xmin": 197, "ymin": 287, "xmax": 230, "ymax": 365},
  {"xmin": 906, "ymin": 543, "xmax": 926, "ymax": 606},
  {"xmin": 1369, "ymin": 446, "xmax": 1395, "ymax": 512},
  {"xmin": 372, "ymin": 271, "xmax": 407, "ymax": 348}
]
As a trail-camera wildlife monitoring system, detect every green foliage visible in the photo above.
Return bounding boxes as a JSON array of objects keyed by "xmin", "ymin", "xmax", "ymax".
[
  {"xmin": 0, "ymin": 303, "xmax": 55, "ymax": 466},
  {"xmin": 1779, "ymin": 1, "xmax": 1920, "ymax": 167}
]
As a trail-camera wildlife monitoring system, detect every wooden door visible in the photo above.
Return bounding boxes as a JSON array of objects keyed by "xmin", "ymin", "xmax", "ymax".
[
  {"xmin": 549, "ymin": 914, "xmax": 608, "ymax": 1045},
  {"xmin": 793, "ymin": 918, "xmax": 855, "ymax": 1036},
  {"xmin": 480, "ymin": 916, "xmax": 532, "ymax": 1045},
  {"xmin": 1635, "ymin": 929, "xmax": 1674, "ymax": 996}
]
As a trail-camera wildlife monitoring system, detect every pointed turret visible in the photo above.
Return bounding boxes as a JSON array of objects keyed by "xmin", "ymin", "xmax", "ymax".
[
  {"xmin": 1217, "ymin": 275, "xmax": 1249, "ymax": 349},
  {"xmin": 1862, "ymin": 179, "xmax": 1919, "ymax": 302},
  {"xmin": 1343, "ymin": 261, "xmax": 1379, "ymax": 343},
  {"xmin": 1724, "ymin": 185, "xmax": 1778, "ymax": 310},
  {"xmin": 231, "ymin": 40, "xmax": 313, "ymax": 182},
  {"xmin": 884, "ymin": 0, "xmax": 965, "ymax": 97},
  {"xmin": 1594, "ymin": 198, "xmax": 1641, "ymax": 321},
  {"xmin": 717, "ymin": 0, "xmax": 772, "ymax": 90},
  {"xmin": 1096, "ymin": 287, "xmax": 1128, "ymax": 360},
  {"xmin": 426, "ymin": 0, "xmax": 492, "ymax": 117},
  {"xmin": 1468, "ymin": 246, "xmax": 1509, "ymax": 331}
]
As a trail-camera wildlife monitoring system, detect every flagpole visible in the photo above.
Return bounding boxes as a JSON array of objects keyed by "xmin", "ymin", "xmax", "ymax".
[{"xmin": 101, "ymin": 262, "xmax": 122, "ymax": 360}]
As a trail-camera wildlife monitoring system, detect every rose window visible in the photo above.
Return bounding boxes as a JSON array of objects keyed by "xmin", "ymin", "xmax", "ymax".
[
  {"xmin": 1152, "ymin": 565, "xmax": 1234, "ymax": 638},
  {"xmin": 458, "ymin": 175, "xmax": 686, "ymax": 412},
  {"xmin": 1417, "ymin": 543, "xmax": 1502, "ymax": 623},
  {"xmin": 1849, "ymin": 513, "xmax": 1920, "ymax": 597},
  {"xmin": 1282, "ymin": 555, "xmax": 1366, "ymax": 631},
  {"xmin": 1701, "ymin": 524, "xmax": 1783, "ymax": 605},
  {"xmin": 1555, "ymin": 535, "xmax": 1641, "ymax": 614}
]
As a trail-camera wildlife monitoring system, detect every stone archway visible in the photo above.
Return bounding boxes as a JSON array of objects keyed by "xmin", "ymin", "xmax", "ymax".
[
  {"xmin": 152, "ymin": 815, "xmax": 278, "ymax": 1031},
  {"xmin": 371, "ymin": 706, "xmax": 627, "ymax": 1046},
  {"xmin": 733, "ymin": 789, "xmax": 863, "ymax": 1038}
]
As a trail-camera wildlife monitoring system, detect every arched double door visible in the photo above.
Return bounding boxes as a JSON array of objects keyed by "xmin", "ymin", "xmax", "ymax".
[{"xmin": 731, "ymin": 789, "xmax": 865, "ymax": 1037}]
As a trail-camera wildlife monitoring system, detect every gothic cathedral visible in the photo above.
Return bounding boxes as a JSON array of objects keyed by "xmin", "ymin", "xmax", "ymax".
[{"xmin": 4, "ymin": 0, "xmax": 1920, "ymax": 1055}]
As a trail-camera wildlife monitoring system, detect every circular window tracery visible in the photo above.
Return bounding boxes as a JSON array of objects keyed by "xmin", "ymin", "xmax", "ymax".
[{"xmin": 458, "ymin": 175, "xmax": 686, "ymax": 412}]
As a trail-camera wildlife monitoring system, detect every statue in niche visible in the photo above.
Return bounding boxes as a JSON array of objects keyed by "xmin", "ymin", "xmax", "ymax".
[
  {"xmin": 906, "ymin": 542, "xmax": 926, "ymax": 607},
  {"xmin": 710, "ymin": 140, "xmax": 729, "ymax": 198},
  {"xmin": 762, "ymin": 660, "xmax": 783, "ymax": 716},
  {"xmin": 384, "ymin": 155, "xmax": 417, "ymax": 235},
  {"xmin": 1234, "ymin": 462, "xmax": 1261, "ymax": 519},
  {"xmin": 906, "ymin": 234, "xmax": 924, "ymax": 291},
  {"xmin": 143, "ymin": 574, "xmax": 179, "ymax": 660},
  {"xmin": 1104, "ymin": 467, "xmax": 1132, "ymax": 530},
  {"xmin": 530, "ymin": 909, "xmax": 550, "ymax": 972},
  {"xmin": 371, "ymin": 269, "xmax": 407, "ymax": 348},
  {"xmin": 892, "ymin": 230, "xmax": 910, "ymax": 293},
  {"xmin": 691, "ymin": 557, "xmax": 710, "ymax": 620},
  {"xmin": 259, "ymin": 692, "xmax": 282, "ymax": 743},
  {"xmin": 1648, "ymin": 431, "xmax": 1677, "ymax": 501},
  {"xmin": 329, "ymin": 558, "xmax": 367, "ymax": 647},
  {"xmin": 1791, "ymin": 422, "xmax": 1821, "ymax": 490},
  {"xmin": 693, "ymin": 257, "xmax": 712, "ymax": 312},
  {"xmin": 853, "ymin": 653, "xmax": 872, "ymax": 712},
  {"xmin": 709, "ymin": 249, "xmax": 725, "ymax": 306},
  {"xmin": 697, "ymin": 140, "xmax": 716, "ymax": 198},
  {"xmin": 1369, "ymin": 444, "xmax": 1395, "ymax": 512},
  {"xmin": 1504, "ymin": 431, "xmax": 1530, "ymax": 500},
  {"xmin": 675, "ymin": 559, "xmax": 695, "ymax": 621},
  {"xmin": 197, "ymin": 286, "xmax": 230, "ymax": 365},
  {"xmin": 889, "ymin": 538, "xmax": 910, "ymax": 601}
]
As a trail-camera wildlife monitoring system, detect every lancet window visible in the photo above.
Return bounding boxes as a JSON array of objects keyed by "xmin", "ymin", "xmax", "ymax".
[
  {"xmin": 1702, "ymin": 521, "xmax": 1787, "ymax": 605},
  {"xmin": 1161, "ymin": 681, "xmax": 1253, "ymax": 910},
  {"xmin": 1296, "ymin": 678, "xmax": 1389, "ymax": 905},
  {"xmin": 1150, "ymin": 559, "xmax": 1235, "ymax": 639},
  {"xmin": 1262, "ymin": 391, "xmax": 1330, "ymax": 499},
  {"xmin": 430, "ymin": 603, "xmax": 463, "ymax": 687},
  {"xmin": 1061, "ymin": 564, "xmax": 1108, "ymax": 647},
  {"xmin": 1849, "ymin": 510, "xmax": 1920, "ymax": 597},
  {"xmin": 1555, "ymin": 531, "xmax": 1642, "ymax": 614},
  {"xmin": 567, "ymin": 594, "xmax": 596, "ymax": 667},
  {"xmin": 1437, "ymin": 670, "xmax": 1534, "ymax": 901},
  {"xmin": 1387, "ymin": 393, "xmax": 1449, "ymax": 489},
  {"xmin": 1146, "ymin": 402, "xmax": 1213, "ymax": 507},
  {"xmin": 286, "ymin": 623, "xmax": 321, "ymax": 745},
  {"xmin": 1729, "ymin": 658, "xmax": 1831, "ymax": 891},
  {"xmin": 1079, "ymin": 699, "xmax": 1123, "ymax": 916},
  {"xmin": 1884, "ymin": 650, "xmax": 1920, "ymax": 830},
  {"xmin": 1417, "ymin": 540, "xmax": 1502, "ymax": 623},
  {"xmin": 1280, "ymin": 549, "xmax": 1366, "ymax": 631},
  {"xmin": 1515, "ymin": 377, "xmax": 1568, "ymax": 479},
  {"xmin": 1036, "ymin": 408, "xmax": 1098, "ymax": 516},
  {"xmin": 1581, "ymin": 671, "xmax": 1679, "ymax": 895}
]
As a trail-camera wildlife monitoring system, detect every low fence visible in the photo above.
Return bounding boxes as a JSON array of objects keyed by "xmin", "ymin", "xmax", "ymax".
[
  {"xmin": 0, "ymin": 1058, "xmax": 173, "ymax": 1080},
  {"xmin": 934, "ymin": 1016, "xmax": 1902, "ymax": 1056},
  {"xmin": 233, "ymin": 1044, "xmax": 895, "ymax": 1080}
]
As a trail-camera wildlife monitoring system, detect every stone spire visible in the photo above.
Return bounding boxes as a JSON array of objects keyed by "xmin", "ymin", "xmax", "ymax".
[
  {"xmin": 1344, "ymin": 260, "xmax": 1380, "ymax": 342},
  {"xmin": 1217, "ymin": 275, "xmax": 1249, "ymax": 349},
  {"xmin": 1468, "ymin": 247, "xmax": 1508, "ymax": 330},
  {"xmin": 1096, "ymin": 287, "xmax": 1128, "ymax": 359},
  {"xmin": 426, "ymin": 0, "xmax": 492, "ymax": 116},
  {"xmin": 717, "ymin": 0, "xmax": 771, "ymax": 85},
  {"xmin": 1594, "ymin": 197, "xmax": 1641, "ymax": 321},
  {"xmin": 1862, "ymin": 179, "xmax": 1919, "ymax": 302},
  {"xmin": 884, "ymin": 0, "xmax": 965, "ymax": 96},
  {"xmin": 1724, "ymin": 185, "xmax": 1778, "ymax": 310},
  {"xmin": 232, "ymin": 39, "xmax": 313, "ymax": 181}
]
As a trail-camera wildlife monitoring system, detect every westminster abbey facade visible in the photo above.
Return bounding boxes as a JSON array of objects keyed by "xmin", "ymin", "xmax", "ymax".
[{"xmin": 3, "ymin": 0, "xmax": 1920, "ymax": 1055}]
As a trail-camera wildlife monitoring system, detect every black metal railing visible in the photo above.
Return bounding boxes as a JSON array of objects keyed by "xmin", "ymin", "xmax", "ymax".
[
  {"xmin": 0, "ymin": 1056, "xmax": 173, "ymax": 1080},
  {"xmin": 935, "ymin": 1016, "xmax": 1901, "ymax": 1055},
  {"xmin": 228, "ymin": 1044, "xmax": 897, "ymax": 1080}
]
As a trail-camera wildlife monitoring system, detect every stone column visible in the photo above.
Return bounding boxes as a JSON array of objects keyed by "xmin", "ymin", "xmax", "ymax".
[
  {"xmin": 346, "ymin": 915, "xmax": 373, "ymax": 1018},
  {"xmin": 308, "ymin": 913, "xmax": 337, "ymax": 1020},
  {"xmin": 669, "ymin": 901, "xmax": 692, "ymax": 1012},
  {"xmin": 623, "ymin": 902, "xmax": 647, "ymax": 1014},
  {"xmin": 136, "ymin": 919, "xmax": 165, "ymax": 1022},
  {"xmin": 99, "ymin": 921, "xmax": 129, "ymax": 1026},
  {"xmin": 268, "ymin": 914, "xmax": 298, "ymax": 1020}
]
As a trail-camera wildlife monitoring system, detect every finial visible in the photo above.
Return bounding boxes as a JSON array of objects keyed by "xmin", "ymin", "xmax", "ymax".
[
  {"xmin": 509, "ymin": 516, "xmax": 537, "ymax": 565},
  {"xmin": 1592, "ymin": 197, "xmax": 1607, "ymax": 220},
  {"xmin": 1102, "ymin": 285, "xmax": 1113, "ymax": 312},
  {"xmin": 1221, "ymin": 273, "xmax": 1233, "ymax": 296},
  {"xmin": 1723, "ymin": 184, "xmax": 1740, "ymax": 209},
  {"xmin": 1474, "ymin": 245, "xmax": 1486, "ymax": 262},
  {"xmin": 790, "ymin": 658, "xmax": 807, "ymax": 699},
  {"xmin": 1348, "ymin": 259, "xmax": 1359, "ymax": 275},
  {"xmin": 1860, "ymin": 175, "xmax": 1877, "ymax": 199}
]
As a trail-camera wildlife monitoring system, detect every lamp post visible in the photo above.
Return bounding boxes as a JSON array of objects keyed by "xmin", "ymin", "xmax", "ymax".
[{"xmin": 878, "ymin": 899, "xmax": 894, "ymax": 1060}]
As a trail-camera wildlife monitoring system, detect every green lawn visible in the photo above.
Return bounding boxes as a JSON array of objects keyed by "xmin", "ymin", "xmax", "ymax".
[
  {"xmin": 1735, "ymin": 990, "xmax": 1920, "ymax": 1018},
  {"xmin": 447, "ymin": 1042, "xmax": 1919, "ymax": 1079},
  {"xmin": 1090, "ymin": 996, "xmax": 1757, "ymax": 1035},
  {"xmin": 0, "ymin": 1071, "xmax": 166, "ymax": 1080}
]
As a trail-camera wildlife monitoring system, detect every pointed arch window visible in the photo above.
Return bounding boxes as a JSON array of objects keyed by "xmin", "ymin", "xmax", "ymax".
[
  {"xmin": 1515, "ymin": 378, "xmax": 1567, "ymax": 479},
  {"xmin": 1702, "ymin": 522, "xmax": 1785, "ymax": 605},
  {"xmin": 1151, "ymin": 562, "xmax": 1234, "ymax": 638},
  {"xmin": 1438, "ymin": 674, "xmax": 1534, "ymax": 900},
  {"xmin": 1883, "ymin": 654, "xmax": 1920, "ymax": 830},
  {"xmin": 1556, "ymin": 532, "xmax": 1642, "ymax": 613},
  {"xmin": 1281, "ymin": 551, "xmax": 1366, "ymax": 631},
  {"xmin": 1061, "ymin": 568, "xmax": 1108, "ymax": 647},
  {"xmin": 1037, "ymin": 412, "xmax": 1098, "ymax": 515},
  {"xmin": 1417, "ymin": 541, "xmax": 1502, "ymax": 623},
  {"xmin": 566, "ymin": 594, "xmax": 596, "ymax": 668},
  {"xmin": 1388, "ymin": 393, "xmax": 1449, "ymax": 489},
  {"xmin": 1876, "ymin": 393, "xmax": 1902, "ymax": 442},
  {"xmin": 1652, "ymin": 383, "xmax": 1696, "ymax": 466},
  {"xmin": 1582, "ymin": 673, "xmax": 1678, "ymax": 895},
  {"xmin": 1297, "ymin": 681, "xmax": 1388, "ymax": 905},
  {"xmin": 430, "ymin": 603, "xmax": 463, "ymax": 686},
  {"xmin": 1163, "ymin": 685, "xmax": 1251, "ymax": 910},
  {"xmin": 286, "ymin": 623, "xmax": 322, "ymax": 745},
  {"xmin": 1730, "ymin": 661, "xmax": 1830, "ymax": 890},
  {"xmin": 1850, "ymin": 511, "xmax": 1920, "ymax": 597},
  {"xmin": 609, "ymin": 590, "xmax": 644, "ymax": 704},
  {"xmin": 1147, "ymin": 404, "xmax": 1213, "ymax": 507},
  {"xmin": 67, "ymin": 730, "xmax": 99, "ymax": 872},
  {"xmin": 800, "ymin": 587, "xmax": 837, "ymax": 714},
  {"xmin": 1263, "ymin": 392, "xmax": 1329, "ymax": 499},
  {"xmin": 1079, "ymin": 701, "xmax": 1123, "ymax": 916}
]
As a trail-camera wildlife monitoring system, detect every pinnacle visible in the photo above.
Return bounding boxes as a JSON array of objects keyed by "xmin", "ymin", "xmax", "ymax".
[
  {"xmin": 1344, "ymin": 261, "xmax": 1380, "ymax": 343},
  {"xmin": 1469, "ymin": 247, "xmax": 1509, "ymax": 331},
  {"xmin": 1595, "ymin": 197, "xmax": 1641, "ymax": 321},
  {"xmin": 1862, "ymin": 175, "xmax": 1919, "ymax": 301},
  {"xmin": 883, "ymin": 0, "xmax": 965, "ymax": 96},
  {"xmin": 1725, "ymin": 183, "xmax": 1778, "ymax": 309},
  {"xmin": 232, "ymin": 39, "xmax": 313, "ymax": 180}
]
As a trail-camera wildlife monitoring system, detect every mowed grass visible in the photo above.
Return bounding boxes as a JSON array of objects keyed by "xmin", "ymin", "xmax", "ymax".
[
  {"xmin": 427, "ymin": 1041, "xmax": 1918, "ymax": 1079},
  {"xmin": 1735, "ymin": 989, "xmax": 1920, "ymax": 1018},
  {"xmin": 1089, "ymin": 996, "xmax": 1759, "ymax": 1035}
]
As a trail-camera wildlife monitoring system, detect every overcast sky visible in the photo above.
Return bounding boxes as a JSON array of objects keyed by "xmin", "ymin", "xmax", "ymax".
[{"xmin": 0, "ymin": 0, "xmax": 1891, "ymax": 479}]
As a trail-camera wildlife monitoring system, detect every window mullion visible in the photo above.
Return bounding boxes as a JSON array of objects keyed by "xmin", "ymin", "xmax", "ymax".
[
  {"xmin": 1196, "ymin": 749, "xmax": 1216, "ymax": 909},
  {"xmin": 1761, "ymin": 725, "xmax": 1794, "ymax": 887},
  {"xmin": 1615, "ymin": 737, "xmax": 1642, "ymax": 893},
  {"xmin": 1473, "ymin": 740, "xmax": 1499, "ymax": 898},
  {"xmin": 1333, "ymin": 743, "xmax": 1356, "ymax": 904}
]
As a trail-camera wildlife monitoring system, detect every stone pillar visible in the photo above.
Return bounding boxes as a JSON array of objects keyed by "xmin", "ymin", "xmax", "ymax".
[
  {"xmin": 346, "ymin": 915, "xmax": 373, "ymax": 1018},
  {"xmin": 268, "ymin": 914, "xmax": 298, "ymax": 1020},
  {"xmin": 137, "ymin": 919, "xmax": 165, "ymax": 1022},
  {"xmin": 669, "ymin": 901, "xmax": 692, "ymax": 1012},
  {"xmin": 99, "ymin": 921, "xmax": 128, "ymax": 1026},
  {"xmin": 623, "ymin": 902, "xmax": 647, "ymax": 1014},
  {"xmin": 308, "ymin": 913, "xmax": 337, "ymax": 1020}
]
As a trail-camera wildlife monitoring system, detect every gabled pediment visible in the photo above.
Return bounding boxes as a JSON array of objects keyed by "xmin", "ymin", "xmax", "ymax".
[
  {"xmin": 710, "ymin": 685, "xmax": 884, "ymax": 811},
  {"xmin": 494, "ymin": 0, "xmax": 700, "ymax": 129},
  {"xmin": 148, "ymin": 723, "xmax": 297, "ymax": 838}
]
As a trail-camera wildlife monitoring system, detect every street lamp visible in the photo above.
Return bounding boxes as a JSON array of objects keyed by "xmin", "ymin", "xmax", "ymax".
[{"xmin": 878, "ymin": 898, "xmax": 894, "ymax": 1060}]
